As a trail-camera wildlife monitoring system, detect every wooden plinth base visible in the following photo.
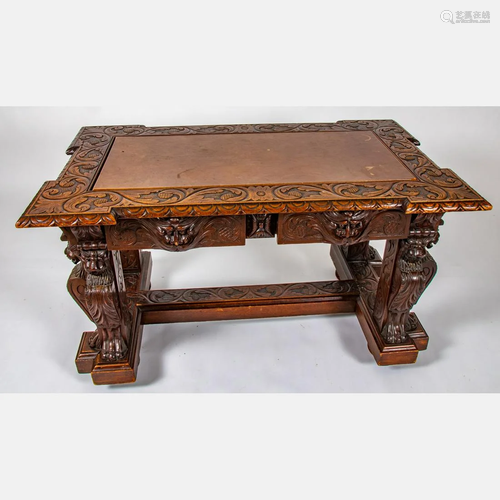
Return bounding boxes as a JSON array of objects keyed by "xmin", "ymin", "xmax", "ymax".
[
  {"xmin": 357, "ymin": 300, "xmax": 426, "ymax": 366},
  {"xmin": 330, "ymin": 245, "xmax": 428, "ymax": 366},
  {"xmin": 75, "ymin": 252, "xmax": 152, "ymax": 385},
  {"xmin": 75, "ymin": 331, "xmax": 98, "ymax": 374}
]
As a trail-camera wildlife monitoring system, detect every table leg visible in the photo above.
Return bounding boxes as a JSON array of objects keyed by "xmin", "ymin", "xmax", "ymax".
[
  {"xmin": 330, "ymin": 213, "xmax": 443, "ymax": 365},
  {"xmin": 63, "ymin": 227, "xmax": 152, "ymax": 384},
  {"xmin": 373, "ymin": 214, "xmax": 443, "ymax": 344}
]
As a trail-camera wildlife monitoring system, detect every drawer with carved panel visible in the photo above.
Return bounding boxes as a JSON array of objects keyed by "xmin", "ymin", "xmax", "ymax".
[
  {"xmin": 277, "ymin": 210, "xmax": 411, "ymax": 245},
  {"xmin": 105, "ymin": 215, "xmax": 247, "ymax": 251}
]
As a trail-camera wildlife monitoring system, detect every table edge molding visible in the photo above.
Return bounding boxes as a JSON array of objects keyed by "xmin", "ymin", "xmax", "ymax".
[{"xmin": 16, "ymin": 120, "xmax": 492, "ymax": 228}]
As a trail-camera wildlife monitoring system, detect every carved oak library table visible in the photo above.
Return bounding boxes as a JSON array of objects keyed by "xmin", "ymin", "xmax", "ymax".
[{"xmin": 16, "ymin": 121, "xmax": 491, "ymax": 385}]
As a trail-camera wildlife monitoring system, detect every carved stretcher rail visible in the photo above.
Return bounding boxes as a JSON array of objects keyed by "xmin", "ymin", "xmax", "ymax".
[
  {"xmin": 129, "ymin": 280, "xmax": 359, "ymax": 324},
  {"xmin": 132, "ymin": 280, "xmax": 358, "ymax": 306}
]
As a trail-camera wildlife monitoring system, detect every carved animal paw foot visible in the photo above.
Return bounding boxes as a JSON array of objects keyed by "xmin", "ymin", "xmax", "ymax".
[
  {"xmin": 102, "ymin": 338, "xmax": 128, "ymax": 362},
  {"xmin": 384, "ymin": 322, "xmax": 406, "ymax": 344}
]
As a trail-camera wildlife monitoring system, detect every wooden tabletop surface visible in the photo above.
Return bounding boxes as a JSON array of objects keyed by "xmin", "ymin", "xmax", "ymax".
[
  {"xmin": 16, "ymin": 121, "xmax": 492, "ymax": 228},
  {"xmin": 94, "ymin": 131, "xmax": 415, "ymax": 190}
]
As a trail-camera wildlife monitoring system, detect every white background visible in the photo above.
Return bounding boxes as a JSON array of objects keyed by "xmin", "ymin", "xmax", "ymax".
[{"xmin": 1, "ymin": 1, "xmax": 499, "ymax": 499}]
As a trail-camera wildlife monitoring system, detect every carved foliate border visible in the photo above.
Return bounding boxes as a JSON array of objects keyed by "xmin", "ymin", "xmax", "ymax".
[
  {"xmin": 130, "ymin": 280, "xmax": 359, "ymax": 306},
  {"xmin": 16, "ymin": 120, "xmax": 492, "ymax": 228}
]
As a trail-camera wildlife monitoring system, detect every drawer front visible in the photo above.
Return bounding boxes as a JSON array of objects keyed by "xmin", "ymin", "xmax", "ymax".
[
  {"xmin": 277, "ymin": 210, "xmax": 410, "ymax": 245},
  {"xmin": 106, "ymin": 215, "xmax": 246, "ymax": 251}
]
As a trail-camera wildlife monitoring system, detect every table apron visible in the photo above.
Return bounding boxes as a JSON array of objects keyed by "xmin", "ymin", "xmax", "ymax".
[{"xmin": 105, "ymin": 211, "xmax": 411, "ymax": 251}]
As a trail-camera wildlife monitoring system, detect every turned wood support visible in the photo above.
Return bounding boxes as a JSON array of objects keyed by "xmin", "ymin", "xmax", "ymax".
[
  {"xmin": 62, "ymin": 226, "xmax": 131, "ymax": 362},
  {"xmin": 373, "ymin": 214, "xmax": 443, "ymax": 343}
]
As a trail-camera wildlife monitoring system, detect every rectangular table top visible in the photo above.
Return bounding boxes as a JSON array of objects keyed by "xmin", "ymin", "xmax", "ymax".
[
  {"xmin": 16, "ymin": 120, "xmax": 491, "ymax": 228},
  {"xmin": 94, "ymin": 131, "xmax": 415, "ymax": 190}
]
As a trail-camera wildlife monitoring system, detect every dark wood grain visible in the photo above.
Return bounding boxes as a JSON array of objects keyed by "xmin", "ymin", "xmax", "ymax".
[
  {"xmin": 330, "ymin": 244, "xmax": 425, "ymax": 365},
  {"xmin": 75, "ymin": 251, "xmax": 153, "ymax": 384},
  {"xmin": 277, "ymin": 210, "xmax": 410, "ymax": 245},
  {"xmin": 132, "ymin": 280, "xmax": 358, "ymax": 324},
  {"xmin": 16, "ymin": 121, "xmax": 492, "ymax": 385},
  {"xmin": 374, "ymin": 214, "xmax": 443, "ymax": 343},
  {"xmin": 105, "ymin": 216, "xmax": 246, "ymax": 251},
  {"xmin": 90, "ymin": 251, "xmax": 152, "ymax": 385}
]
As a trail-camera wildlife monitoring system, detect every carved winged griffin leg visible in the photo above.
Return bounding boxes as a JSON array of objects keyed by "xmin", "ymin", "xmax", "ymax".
[
  {"xmin": 374, "ymin": 214, "xmax": 443, "ymax": 343},
  {"xmin": 63, "ymin": 227, "xmax": 130, "ymax": 361}
]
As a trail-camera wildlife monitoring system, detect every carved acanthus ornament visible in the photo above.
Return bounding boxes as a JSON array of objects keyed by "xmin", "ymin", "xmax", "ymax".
[
  {"xmin": 105, "ymin": 216, "xmax": 246, "ymax": 251},
  {"xmin": 379, "ymin": 214, "xmax": 443, "ymax": 343},
  {"xmin": 278, "ymin": 210, "xmax": 410, "ymax": 245},
  {"xmin": 64, "ymin": 226, "xmax": 129, "ymax": 361}
]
